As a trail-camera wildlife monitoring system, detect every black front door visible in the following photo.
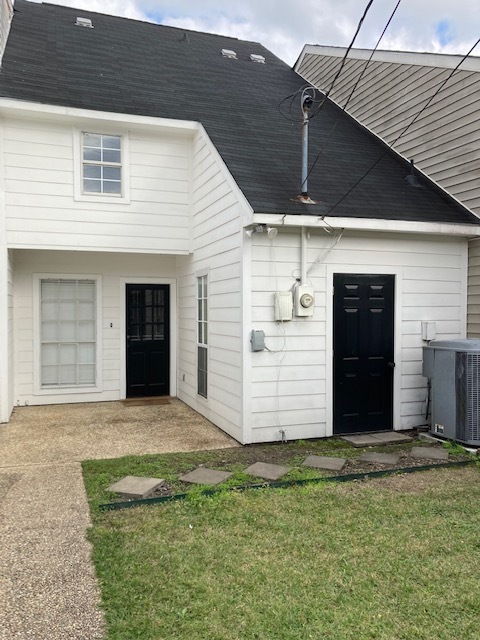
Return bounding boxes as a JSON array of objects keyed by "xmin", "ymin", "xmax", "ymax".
[
  {"xmin": 126, "ymin": 284, "xmax": 170, "ymax": 397},
  {"xmin": 333, "ymin": 274, "xmax": 394, "ymax": 434}
]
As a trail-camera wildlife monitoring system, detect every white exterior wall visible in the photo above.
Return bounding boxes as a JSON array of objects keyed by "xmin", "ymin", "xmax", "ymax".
[
  {"xmin": 250, "ymin": 229, "xmax": 467, "ymax": 443},
  {"xmin": 13, "ymin": 250, "xmax": 178, "ymax": 407},
  {"xmin": 468, "ymin": 238, "xmax": 480, "ymax": 337},
  {"xmin": 176, "ymin": 129, "xmax": 253, "ymax": 443},
  {"xmin": 3, "ymin": 116, "xmax": 192, "ymax": 254},
  {"xmin": 7, "ymin": 248, "xmax": 14, "ymax": 416}
]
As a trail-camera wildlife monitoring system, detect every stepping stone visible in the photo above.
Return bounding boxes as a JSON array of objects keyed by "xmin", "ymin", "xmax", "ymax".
[
  {"xmin": 179, "ymin": 467, "xmax": 232, "ymax": 485},
  {"xmin": 418, "ymin": 433, "xmax": 442, "ymax": 444},
  {"xmin": 371, "ymin": 432, "xmax": 413, "ymax": 444},
  {"xmin": 244, "ymin": 462, "xmax": 290, "ymax": 481},
  {"xmin": 107, "ymin": 476, "xmax": 165, "ymax": 499},
  {"xmin": 302, "ymin": 455, "xmax": 346, "ymax": 471},
  {"xmin": 411, "ymin": 446, "xmax": 449, "ymax": 461},
  {"xmin": 358, "ymin": 452, "xmax": 400, "ymax": 465},
  {"xmin": 341, "ymin": 434, "xmax": 384, "ymax": 448}
]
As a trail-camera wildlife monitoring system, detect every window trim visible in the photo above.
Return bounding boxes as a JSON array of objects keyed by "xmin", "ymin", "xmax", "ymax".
[
  {"xmin": 73, "ymin": 128, "xmax": 130, "ymax": 204},
  {"xmin": 33, "ymin": 273, "xmax": 103, "ymax": 396},
  {"xmin": 197, "ymin": 273, "xmax": 208, "ymax": 399}
]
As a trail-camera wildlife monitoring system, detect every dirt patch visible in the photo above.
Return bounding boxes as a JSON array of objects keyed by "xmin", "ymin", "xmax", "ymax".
[{"xmin": 135, "ymin": 436, "xmax": 477, "ymax": 501}]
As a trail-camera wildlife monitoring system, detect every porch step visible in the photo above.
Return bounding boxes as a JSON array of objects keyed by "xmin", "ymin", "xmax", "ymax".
[{"xmin": 340, "ymin": 432, "xmax": 413, "ymax": 447}]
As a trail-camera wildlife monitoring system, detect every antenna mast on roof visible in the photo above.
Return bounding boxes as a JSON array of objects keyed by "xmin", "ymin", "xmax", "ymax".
[{"xmin": 293, "ymin": 86, "xmax": 317, "ymax": 204}]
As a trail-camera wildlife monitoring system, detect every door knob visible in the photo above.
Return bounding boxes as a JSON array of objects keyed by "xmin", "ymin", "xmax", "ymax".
[{"xmin": 388, "ymin": 362, "xmax": 395, "ymax": 369}]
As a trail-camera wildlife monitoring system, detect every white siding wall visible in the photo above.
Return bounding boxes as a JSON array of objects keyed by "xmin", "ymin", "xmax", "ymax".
[
  {"xmin": 297, "ymin": 51, "xmax": 480, "ymax": 215},
  {"xmin": 13, "ymin": 249, "xmax": 178, "ymax": 407},
  {"xmin": 176, "ymin": 130, "xmax": 251, "ymax": 442},
  {"xmin": 250, "ymin": 229, "xmax": 467, "ymax": 443},
  {"xmin": 468, "ymin": 238, "xmax": 480, "ymax": 337},
  {"xmin": 7, "ymin": 248, "xmax": 14, "ymax": 415},
  {"xmin": 3, "ymin": 118, "xmax": 192, "ymax": 254}
]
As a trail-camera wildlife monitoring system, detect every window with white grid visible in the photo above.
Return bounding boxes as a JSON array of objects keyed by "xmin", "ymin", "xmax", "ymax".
[
  {"xmin": 82, "ymin": 133, "xmax": 122, "ymax": 195},
  {"xmin": 197, "ymin": 275, "xmax": 208, "ymax": 398},
  {"xmin": 40, "ymin": 279, "xmax": 96, "ymax": 388}
]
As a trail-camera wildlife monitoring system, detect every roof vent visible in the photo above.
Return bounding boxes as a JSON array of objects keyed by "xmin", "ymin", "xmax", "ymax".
[
  {"xmin": 75, "ymin": 17, "xmax": 94, "ymax": 28},
  {"xmin": 221, "ymin": 49, "xmax": 237, "ymax": 59},
  {"xmin": 250, "ymin": 54, "xmax": 265, "ymax": 63}
]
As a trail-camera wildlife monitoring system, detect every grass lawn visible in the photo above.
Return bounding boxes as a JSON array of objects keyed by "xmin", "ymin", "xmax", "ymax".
[{"xmin": 84, "ymin": 453, "xmax": 480, "ymax": 640}]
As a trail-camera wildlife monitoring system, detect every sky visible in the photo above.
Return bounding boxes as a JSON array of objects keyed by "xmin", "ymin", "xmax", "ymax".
[{"xmin": 26, "ymin": 0, "xmax": 480, "ymax": 65}]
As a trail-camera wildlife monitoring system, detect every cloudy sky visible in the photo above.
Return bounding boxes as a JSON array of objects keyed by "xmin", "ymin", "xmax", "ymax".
[{"xmin": 27, "ymin": 0, "xmax": 480, "ymax": 65}]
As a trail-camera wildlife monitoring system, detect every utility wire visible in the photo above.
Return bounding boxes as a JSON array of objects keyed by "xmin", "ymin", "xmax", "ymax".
[
  {"xmin": 324, "ymin": 35, "xmax": 480, "ymax": 215},
  {"xmin": 309, "ymin": 0, "xmax": 376, "ymax": 120},
  {"xmin": 303, "ymin": 0, "xmax": 402, "ymax": 190}
]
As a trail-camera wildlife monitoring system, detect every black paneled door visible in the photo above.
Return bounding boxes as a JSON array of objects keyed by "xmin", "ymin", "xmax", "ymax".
[
  {"xmin": 333, "ymin": 274, "xmax": 394, "ymax": 434},
  {"xmin": 126, "ymin": 284, "xmax": 170, "ymax": 397}
]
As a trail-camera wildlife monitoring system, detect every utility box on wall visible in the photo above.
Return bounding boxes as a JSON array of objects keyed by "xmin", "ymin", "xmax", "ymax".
[
  {"xmin": 274, "ymin": 291, "xmax": 293, "ymax": 321},
  {"xmin": 294, "ymin": 284, "xmax": 315, "ymax": 317}
]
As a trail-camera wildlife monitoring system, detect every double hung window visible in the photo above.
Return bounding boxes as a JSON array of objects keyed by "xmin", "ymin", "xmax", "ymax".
[{"xmin": 82, "ymin": 133, "xmax": 122, "ymax": 195}]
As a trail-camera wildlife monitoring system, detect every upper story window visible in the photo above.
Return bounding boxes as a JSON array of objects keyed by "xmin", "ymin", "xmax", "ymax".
[{"xmin": 82, "ymin": 133, "xmax": 122, "ymax": 195}]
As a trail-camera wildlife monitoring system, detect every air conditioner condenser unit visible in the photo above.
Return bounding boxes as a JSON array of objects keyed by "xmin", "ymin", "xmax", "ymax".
[{"xmin": 423, "ymin": 339, "xmax": 480, "ymax": 446}]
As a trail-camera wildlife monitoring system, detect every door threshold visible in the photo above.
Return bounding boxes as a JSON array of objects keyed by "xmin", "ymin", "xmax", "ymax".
[{"xmin": 122, "ymin": 397, "xmax": 171, "ymax": 407}]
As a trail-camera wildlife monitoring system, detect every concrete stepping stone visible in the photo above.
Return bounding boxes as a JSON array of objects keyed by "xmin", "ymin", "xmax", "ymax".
[
  {"xmin": 107, "ymin": 475, "xmax": 165, "ymax": 499},
  {"xmin": 358, "ymin": 452, "xmax": 400, "ymax": 465},
  {"xmin": 341, "ymin": 432, "xmax": 412, "ymax": 447},
  {"xmin": 340, "ymin": 434, "xmax": 385, "ymax": 447},
  {"xmin": 244, "ymin": 462, "xmax": 290, "ymax": 481},
  {"xmin": 371, "ymin": 432, "xmax": 413, "ymax": 444},
  {"xmin": 411, "ymin": 446, "xmax": 449, "ymax": 461},
  {"xmin": 179, "ymin": 467, "xmax": 232, "ymax": 485},
  {"xmin": 302, "ymin": 455, "xmax": 346, "ymax": 471}
]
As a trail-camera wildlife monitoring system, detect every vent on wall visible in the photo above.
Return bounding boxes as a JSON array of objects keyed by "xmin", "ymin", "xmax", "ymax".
[{"xmin": 76, "ymin": 17, "xmax": 94, "ymax": 28}]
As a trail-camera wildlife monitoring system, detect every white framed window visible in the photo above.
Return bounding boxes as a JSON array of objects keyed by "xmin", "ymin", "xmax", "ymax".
[
  {"xmin": 197, "ymin": 275, "xmax": 208, "ymax": 398},
  {"xmin": 37, "ymin": 277, "xmax": 101, "ymax": 391},
  {"xmin": 82, "ymin": 133, "xmax": 122, "ymax": 195},
  {"xmin": 73, "ymin": 129, "xmax": 130, "ymax": 203}
]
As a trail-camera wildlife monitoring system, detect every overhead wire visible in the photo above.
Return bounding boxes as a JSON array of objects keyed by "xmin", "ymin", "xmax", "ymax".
[
  {"xmin": 324, "ymin": 34, "xmax": 480, "ymax": 215},
  {"xmin": 303, "ymin": 0, "xmax": 403, "ymax": 191}
]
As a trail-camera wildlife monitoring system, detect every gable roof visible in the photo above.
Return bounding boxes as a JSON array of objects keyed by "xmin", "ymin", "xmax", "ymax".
[{"xmin": 0, "ymin": 1, "xmax": 478, "ymax": 225}]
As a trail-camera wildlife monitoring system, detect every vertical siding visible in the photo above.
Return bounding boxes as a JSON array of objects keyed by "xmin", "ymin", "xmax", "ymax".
[
  {"xmin": 13, "ymin": 250, "xmax": 178, "ymax": 406},
  {"xmin": 250, "ymin": 230, "xmax": 467, "ymax": 443},
  {"xmin": 176, "ymin": 130, "xmax": 249, "ymax": 442},
  {"xmin": 468, "ymin": 238, "xmax": 480, "ymax": 337},
  {"xmin": 3, "ymin": 118, "xmax": 192, "ymax": 253},
  {"xmin": 297, "ymin": 51, "xmax": 480, "ymax": 216}
]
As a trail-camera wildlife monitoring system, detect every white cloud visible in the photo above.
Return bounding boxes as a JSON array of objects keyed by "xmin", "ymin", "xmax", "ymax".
[{"xmin": 20, "ymin": 0, "xmax": 480, "ymax": 65}]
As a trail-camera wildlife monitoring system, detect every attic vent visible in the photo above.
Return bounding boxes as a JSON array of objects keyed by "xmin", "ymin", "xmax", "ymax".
[
  {"xmin": 76, "ymin": 17, "xmax": 93, "ymax": 28},
  {"xmin": 250, "ymin": 54, "xmax": 265, "ymax": 63},
  {"xmin": 221, "ymin": 49, "xmax": 237, "ymax": 59}
]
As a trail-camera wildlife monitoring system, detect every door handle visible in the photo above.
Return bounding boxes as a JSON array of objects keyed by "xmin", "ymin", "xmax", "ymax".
[{"xmin": 387, "ymin": 362, "xmax": 395, "ymax": 369}]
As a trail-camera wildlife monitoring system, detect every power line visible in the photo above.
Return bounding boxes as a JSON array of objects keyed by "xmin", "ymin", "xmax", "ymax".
[
  {"xmin": 324, "ymin": 35, "xmax": 480, "ymax": 215},
  {"xmin": 309, "ymin": 0, "xmax": 376, "ymax": 121},
  {"xmin": 303, "ymin": 0, "xmax": 402, "ymax": 190}
]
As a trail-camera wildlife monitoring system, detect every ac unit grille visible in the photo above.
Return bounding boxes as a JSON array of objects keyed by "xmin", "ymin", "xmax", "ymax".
[{"xmin": 456, "ymin": 352, "xmax": 480, "ymax": 442}]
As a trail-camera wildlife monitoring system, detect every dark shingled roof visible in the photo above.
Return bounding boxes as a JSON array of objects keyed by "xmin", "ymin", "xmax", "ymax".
[{"xmin": 1, "ymin": 1, "xmax": 478, "ymax": 224}]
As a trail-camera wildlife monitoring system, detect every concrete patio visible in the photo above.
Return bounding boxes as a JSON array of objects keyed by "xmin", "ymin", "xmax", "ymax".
[{"xmin": 0, "ymin": 399, "xmax": 237, "ymax": 639}]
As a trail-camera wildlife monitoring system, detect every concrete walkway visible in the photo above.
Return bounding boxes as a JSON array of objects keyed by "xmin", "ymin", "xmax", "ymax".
[{"xmin": 0, "ymin": 399, "xmax": 237, "ymax": 640}]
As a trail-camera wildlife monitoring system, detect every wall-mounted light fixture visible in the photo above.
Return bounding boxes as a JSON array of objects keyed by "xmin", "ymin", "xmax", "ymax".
[{"xmin": 245, "ymin": 224, "xmax": 278, "ymax": 239}]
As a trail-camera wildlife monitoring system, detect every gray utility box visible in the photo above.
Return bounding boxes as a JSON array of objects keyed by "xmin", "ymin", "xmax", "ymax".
[{"xmin": 423, "ymin": 339, "xmax": 480, "ymax": 446}]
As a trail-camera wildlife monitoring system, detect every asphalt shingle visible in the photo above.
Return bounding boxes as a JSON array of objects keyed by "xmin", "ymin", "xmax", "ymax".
[{"xmin": 1, "ymin": 1, "xmax": 478, "ymax": 225}]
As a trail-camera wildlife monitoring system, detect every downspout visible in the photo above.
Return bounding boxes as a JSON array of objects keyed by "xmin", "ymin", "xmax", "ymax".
[{"xmin": 301, "ymin": 227, "xmax": 308, "ymax": 285}]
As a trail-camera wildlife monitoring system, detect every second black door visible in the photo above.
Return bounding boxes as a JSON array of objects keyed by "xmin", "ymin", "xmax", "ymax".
[
  {"xmin": 126, "ymin": 284, "xmax": 169, "ymax": 397},
  {"xmin": 333, "ymin": 274, "xmax": 394, "ymax": 434}
]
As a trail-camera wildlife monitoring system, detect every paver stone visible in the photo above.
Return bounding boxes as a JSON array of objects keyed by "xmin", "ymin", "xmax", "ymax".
[
  {"xmin": 244, "ymin": 462, "xmax": 290, "ymax": 481},
  {"xmin": 179, "ymin": 467, "xmax": 232, "ymax": 485},
  {"xmin": 411, "ymin": 446, "xmax": 449, "ymax": 461},
  {"xmin": 107, "ymin": 475, "xmax": 165, "ymax": 499},
  {"xmin": 302, "ymin": 455, "xmax": 346, "ymax": 471}
]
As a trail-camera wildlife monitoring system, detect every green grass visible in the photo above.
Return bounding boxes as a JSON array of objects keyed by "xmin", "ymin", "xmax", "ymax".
[{"xmin": 85, "ymin": 461, "xmax": 480, "ymax": 640}]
